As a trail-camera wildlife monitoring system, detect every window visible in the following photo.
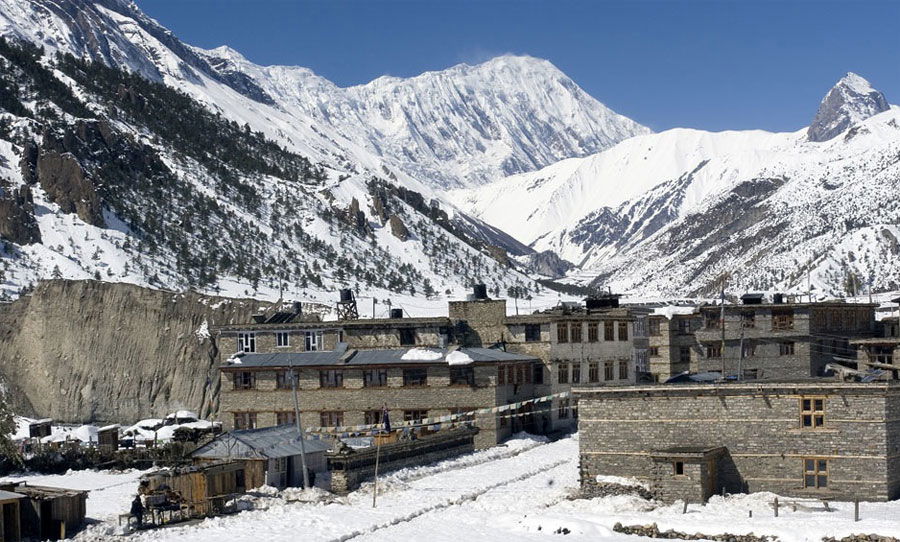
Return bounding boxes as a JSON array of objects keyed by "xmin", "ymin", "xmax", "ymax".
[
  {"xmin": 233, "ymin": 412, "xmax": 257, "ymax": 430},
  {"xmin": 363, "ymin": 369, "xmax": 388, "ymax": 387},
  {"xmin": 319, "ymin": 370, "xmax": 344, "ymax": 388},
  {"xmin": 399, "ymin": 328, "xmax": 417, "ymax": 346},
  {"xmin": 803, "ymin": 458, "xmax": 828, "ymax": 489},
  {"xmin": 571, "ymin": 363, "xmax": 581, "ymax": 384},
  {"xmin": 604, "ymin": 321, "xmax": 615, "ymax": 341},
  {"xmin": 404, "ymin": 410, "xmax": 428, "ymax": 423},
  {"xmin": 233, "ymin": 371, "xmax": 255, "ymax": 390},
  {"xmin": 742, "ymin": 343, "xmax": 756, "ymax": 358},
  {"xmin": 498, "ymin": 366, "xmax": 506, "ymax": 385},
  {"xmin": 635, "ymin": 350, "xmax": 649, "ymax": 373},
  {"xmin": 524, "ymin": 324, "xmax": 541, "ymax": 342},
  {"xmin": 275, "ymin": 411, "xmax": 296, "ymax": 426},
  {"xmin": 648, "ymin": 319, "xmax": 661, "ymax": 336},
  {"xmin": 320, "ymin": 411, "xmax": 343, "ymax": 427},
  {"xmin": 800, "ymin": 397, "xmax": 825, "ymax": 428},
  {"xmin": 588, "ymin": 322, "xmax": 599, "ymax": 342},
  {"xmin": 305, "ymin": 331, "xmax": 323, "ymax": 351},
  {"xmin": 618, "ymin": 322, "xmax": 629, "ymax": 341},
  {"xmin": 741, "ymin": 311, "xmax": 756, "ymax": 328},
  {"xmin": 276, "ymin": 331, "xmax": 290, "ymax": 347},
  {"xmin": 873, "ymin": 346, "xmax": 894, "ymax": 365},
  {"xmin": 558, "ymin": 399, "xmax": 570, "ymax": 419},
  {"xmin": 558, "ymin": 363, "xmax": 569, "ymax": 384},
  {"xmin": 450, "ymin": 366, "xmax": 475, "ymax": 386},
  {"xmin": 604, "ymin": 361, "xmax": 614, "ymax": 381},
  {"xmin": 403, "ymin": 368, "xmax": 428, "ymax": 386},
  {"xmin": 678, "ymin": 346, "xmax": 691, "ymax": 363},
  {"xmin": 674, "ymin": 461, "xmax": 685, "ymax": 475},
  {"xmin": 533, "ymin": 364, "xmax": 544, "ymax": 384},
  {"xmin": 450, "ymin": 407, "xmax": 476, "ymax": 423},
  {"xmin": 238, "ymin": 332, "xmax": 256, "ymax": 353},
  {"xmin": 557, "ymin": 324, "xmax": 569, "ymax": 343},
  {"xmin": 772, "ymin": 309, "xmax": 795, "ymax": 330},
  {"xmin": 619, "ymin": 360, "xmax": 629, "ymax": 380},
  {"xmin": 570, "ymin": 323, "xmax": 583, "ymax": 343},
  {"xmin": 780, "ymin": 341, "xmax": 795, "ymax": 356},
  {"xmin": 364, "ymin": 410, "xmax": 384, "ymax": 425},
  {"xmin": 648, "ymin": 346, "xmax": 660, "ymax": 357},
  {"xmin": 588, "ymin": 362, "xmax": 599, "ymax": 383},
  {"xmin": 275, "ymin": 370, "xmax": 296, "ymax": 390},
  {"xmin": 706, "ymin": 344, "xmax": 722, "ymax": 359},
  {"xmin": 677, "ymin": 319, "xmax": 693, "ymax": 335}
]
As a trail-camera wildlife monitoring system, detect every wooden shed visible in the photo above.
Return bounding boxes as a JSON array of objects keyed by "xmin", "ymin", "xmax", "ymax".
[
  {"xmin": 192, "ymin": 425, "xmax": 330, "ymax": 489},
  {"xmin": 97, "ymin": 425, "xmax": 120, "ymax": 453},
  {"xmin": 140, "ymin": 461, "xmax": 246, "ymax": 518},
  {"xmin": 0, "ymin": 483, "xmax": 87, "ymax": 541},
  {"xmin": 0, "ymin": 490, "xmax": 24, "ymax": 542}
]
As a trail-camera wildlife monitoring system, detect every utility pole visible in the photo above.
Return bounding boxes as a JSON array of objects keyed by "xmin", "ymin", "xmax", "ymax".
[
  {"xmin": 372, "ymin": 297, "xmax": 376, "ymax": 319},
  {"xmin": 719, "ymin": 273, "xmax": 728, "ymax": 379},
  {"xmin": 290, "ymin": 359, "xmax": 310, "ymax": 489},
  {"xmin": 737, "ymin": 327, "xmax": 745, "ymax": 381}
]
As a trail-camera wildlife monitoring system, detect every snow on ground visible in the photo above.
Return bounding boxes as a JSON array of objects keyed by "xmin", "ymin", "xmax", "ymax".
[
  {"xmin": 5, "ymin": 468, "xmax": 148, "ymax": 521},
  {"xmin": 41, "ymin": 433, "xmax": 898, "ymax": 541}
]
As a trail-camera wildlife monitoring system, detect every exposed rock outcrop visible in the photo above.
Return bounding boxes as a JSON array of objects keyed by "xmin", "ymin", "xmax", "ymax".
[
  {"xmin": 520, "ymin": 250, "xmax": 573, "ymax": 278},
  {"xmin": 0, "ymin": 280, "xmax": 268, "ymax": 423},
  {"xmin": 0, "ymin": 185, "xmax": 41, "ymax": 244},
  {"xmin": 36, "ymin": 150, "xmax": 105, "ymax": 227},
  {"xmin": 808, "ymin": 73, "xmax": 889, "ymax": 142},
  {"xmin": 388, "ymin": 214, "xmax": 409, "ymax": 241}
]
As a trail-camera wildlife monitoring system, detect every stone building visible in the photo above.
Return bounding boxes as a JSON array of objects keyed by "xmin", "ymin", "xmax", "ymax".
[
  {"xmin": 213, "ymin": 288, "xmax": 650, "ymax": 442},
  {"xmin": 647, "ymin": 311, "xmax": 702, "ymax": 381},
  {"xmin": 575, "ymin": 380, "xmax": 900, "ymax": 502},
  {"xmin": 851, "ymin": 316, "xmax": 899, "ymax": 379},
  {"xmin": 218, "ymin": 346, "xmax": 540, "ymax": 448},
  {"xmin": 694, "ymin": 296, "xmax": 877, "ymax": 379}
]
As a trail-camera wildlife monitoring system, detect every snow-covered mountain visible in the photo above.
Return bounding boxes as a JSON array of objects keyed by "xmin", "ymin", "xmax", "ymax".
[
  {"xmin": 0, "ymin": 0, "xmax": 648, "ymax": 190},
  {"xmin": 0, "ymin": 0, "xmax": 653, "ymax": 304},
  {"xmin": 451, "ymin": 73, "xmax": 900, "ymax": 297}
]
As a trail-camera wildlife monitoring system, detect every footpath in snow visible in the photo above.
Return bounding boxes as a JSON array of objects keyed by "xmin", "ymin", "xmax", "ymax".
[{"xmin": 5, "ymin": 433, "xmax": 897, "ymax": 541}]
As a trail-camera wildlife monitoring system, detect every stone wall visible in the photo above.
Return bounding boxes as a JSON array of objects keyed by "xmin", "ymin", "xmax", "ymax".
[
  {"xmin": 219, "ymin": 363, "xmax": 536, "ymax": 449},
  {"xmin": 327, "ymin": 427, "xmax": 478, "ymax": 494},
  {"xmin": 576, "ymin": 382, "xmax": 900, "ymax": 502}
]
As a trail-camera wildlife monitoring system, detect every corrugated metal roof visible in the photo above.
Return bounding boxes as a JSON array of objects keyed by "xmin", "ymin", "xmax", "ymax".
[
  {"xmin": 0, "ymin": 490, "xmax": 25, "ymax": 500},
  {"xmin": 193, "ymin": 425, "xmax": 331, "ymax": 460},
  {"xmin": 223, "ymin": 347, "xmax": 538, "ymax": 369}
]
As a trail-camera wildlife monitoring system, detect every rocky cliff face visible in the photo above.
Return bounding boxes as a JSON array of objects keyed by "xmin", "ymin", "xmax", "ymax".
[
  {"xmin": 807, "ymin": 72, "xmax": 889, "ymax": 142},
  {"xmin": 0, "ymin": 280, "xmax": 269, "ymax": 423}
]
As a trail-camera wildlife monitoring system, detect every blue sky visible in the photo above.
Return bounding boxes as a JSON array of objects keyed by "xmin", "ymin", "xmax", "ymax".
[{"xmin": 136, "ymin": 0, "xmax": 900, "ymax": 133}]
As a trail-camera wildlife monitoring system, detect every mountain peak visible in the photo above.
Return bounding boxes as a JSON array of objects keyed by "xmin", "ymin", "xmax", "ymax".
[{"xmin": 807, "ymin": 72, "xmax": 889, "ymax": 142}]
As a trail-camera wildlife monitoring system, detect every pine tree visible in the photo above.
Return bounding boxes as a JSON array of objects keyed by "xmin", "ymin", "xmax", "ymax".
[{"xmin": 0, "ymin": 389, "xmax": 22, "ymax": 468}]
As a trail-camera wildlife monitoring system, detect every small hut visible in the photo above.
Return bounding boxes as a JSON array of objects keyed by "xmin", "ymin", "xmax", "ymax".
[
  {"xmin": 0, "ymin": 490, "xmax": 24, "ymax": 542},
  {"xmin": 0, "ymin": 483, "xmax": 87, "ymax": 541},
  {"xmin": 97, "ymin": 425, "xmax": 120, "ymax": 453},
  {"xmin": 191, "ymin": 425, "xmax": 330, "ymax": 489},
  {"xmin": 140, "ymin": 461, "xmax": 246, "ymax": 519},
  {"xmin": 27, "ymin": 420, "xmax": 52, "ymax": 440}
]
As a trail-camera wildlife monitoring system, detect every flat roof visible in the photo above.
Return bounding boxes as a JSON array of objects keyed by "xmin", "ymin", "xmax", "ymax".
[
  {"xmin": 573, "ymin": 379, "xmax": 899, "ymax": 397},
  {"xmin": 222, "ymin": 347, "xmax": 539, "ymax": 369},
  {"xmin": 698, "ymin": 302, "xmax": 877, "ymax": 311},
  {"xmin": 0, "ymin": 490, "xmax": 25, "ymax": 501}
]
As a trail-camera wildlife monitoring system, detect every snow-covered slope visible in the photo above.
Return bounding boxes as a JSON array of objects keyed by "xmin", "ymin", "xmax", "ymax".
[
  {"xmin": 0, "ymin": 0, "xmax": 648, "ymax": 190},
  {"xmin": 451, "ymin": 74, "xmax": 900, "ymax": 296}
]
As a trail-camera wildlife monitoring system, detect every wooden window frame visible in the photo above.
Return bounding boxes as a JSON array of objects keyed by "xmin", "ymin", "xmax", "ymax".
[
  {"xmin": 399, "ymin": 328, "xmax": 417, "ymax": 346},
  {"xmin": 802, "ymin": 457, "xmax": 828, "ymax": 489},
  {"xmin": 449, "ymin": 366, "xmax": 475, "ymax": 386},
  {"xmin": 233, "ymin": 411, "xmax": 257, "ymax": 430},
  {"xmin": 402, "ymin": 367, "xmax": 428, "ymax": 387},
  {"xmin": 558, "ymin": 363, "xmax": 569, "ymax": 384},
  {"xmin": 524, "ymin": 324, "xmax": 541, "ymax": 342},
  {"xmin": 618, "ymin": 360, "xmax": 629, "ymax": 380},
  {"xmin": 618, "ymin": 322, "xmax": 629, "ymax": 341},
  {"xmin": 588, "ymin": 362, "xmax": 599, "ymax": 383},
  {"xmin": 403, "ymin": 410, "xmax": 428, "ymax": 423},
  {"xmin": 588, "ymin": 322, "xmax": 599, "ymax": 342},
  {"xmin": 604, "ymin": 321, "xmax": 615, "ymax": 341},
  {"xmin": 706, "ymin": 344, "xmax": 722, "ymax": 359},
  {"xmin": 233, "ymin": 371, "xmax": 255, "ymax": 391},
  {"xmin": 238, "ymin": 332, "xmax": 256, "ymax": 353},
  {"xmin": 364, "ymin": 410, "xmax": 384, "ymax": 425},
  {"xmin": 319, "ymin": 369, "xmax": 344, "ymax": 388},
  {"xmin": 570, "ymin": 323, "xmax": 583, "ymax": 343},
  {"xmin": 673, "ymin": 461, "xmax": 685, "ymax": 476},
  {"xmin": 276, "ymin": 331, "xmax": 290, "ymax": 348},
  {"xmin": 603, "ymin": 361, "xmax": 614, "ymax": 381},
  {"xmin": 648, "ymin": 319, "xmax": 661, "ymax": 337},
  {"xmin": 780, "ymin": 341, "xmax": 796, "ymax": 356},
  {"xmin": 319, "ymin": 411, "xmax": 344, "ymax": 427},
  {"xmin": 571, "ymin": 363, "xmax": 581, "ymax": 384},
  {"xmin": 275, "ymin": 411, "xmax": 296, "ymax": 426},
  {"xmin": 305, "ymin": 330, "xmax": 323, "ymax": 351},
  {"xmin": 557, "ymin": 323, "xmax": 569, "ymax": 344},
  {"xmin": 800, "ymin": 396, "xmax": 825, "ymax": 429},
  {"xmin": 363, "ymin": 368, "xmax": 388, "ymax": 387}
]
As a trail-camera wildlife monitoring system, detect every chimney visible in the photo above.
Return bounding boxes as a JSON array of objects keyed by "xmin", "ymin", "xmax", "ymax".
[{"xmin": 473, "ymin": 284, "xmax": 488, "ymax": 300}]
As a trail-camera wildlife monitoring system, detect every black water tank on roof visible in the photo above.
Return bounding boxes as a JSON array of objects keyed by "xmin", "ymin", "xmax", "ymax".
[
  {"xmin": 473, "ymin": 284, "xmax": 488, "ymax": 300},
  {"xmin": 773, "ymin": 293, "xmax": 784, "ymax": 304},
  {"xmin": 339, "ymin": 289, "xmax": 354, "ymax": 302},
  {"xmin": 390, "ymin": 308, "xmax": 404, "ymax": 319}
]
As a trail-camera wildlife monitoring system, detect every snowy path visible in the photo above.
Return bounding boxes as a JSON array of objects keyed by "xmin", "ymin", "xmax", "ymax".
[{"xmin": 38, "ymin": 433, "xmax": 900, "ymax": 541}]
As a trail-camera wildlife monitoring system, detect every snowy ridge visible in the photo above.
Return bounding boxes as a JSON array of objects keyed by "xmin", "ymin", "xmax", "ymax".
[{"xmin": 452, "ymin": 74, "xmax": 900, "ymax": 296}]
